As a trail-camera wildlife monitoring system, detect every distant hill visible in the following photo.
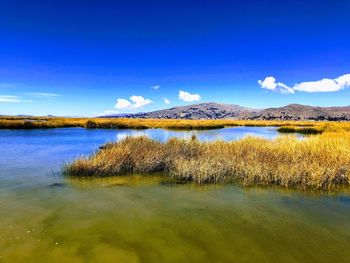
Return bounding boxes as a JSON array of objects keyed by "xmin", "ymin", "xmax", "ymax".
[
  {"xmin": 136, "ymin": 102, "xmax": 255, "ymax": 119},
  {"xmin": 246, "ymin": 104, "xmax": 350, "ymax": 121},
  {"xmin": 100, "ymin": 102, "xmax": 350, "ymax": 121}
]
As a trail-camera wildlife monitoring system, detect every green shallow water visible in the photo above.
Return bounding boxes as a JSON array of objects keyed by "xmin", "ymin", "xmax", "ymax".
[
  {"xmin": 1, "ymin": 176, "xmax": 350, "ymax": 262},
  {"xmin": 0, "ymin": 128, "xmax": 349, "ymax": 262}
]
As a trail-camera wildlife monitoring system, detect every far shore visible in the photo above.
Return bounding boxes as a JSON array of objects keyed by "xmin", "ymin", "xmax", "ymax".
[{"xmin": 0, "ymin": 116, "xmax": 337, "ymax": 134}]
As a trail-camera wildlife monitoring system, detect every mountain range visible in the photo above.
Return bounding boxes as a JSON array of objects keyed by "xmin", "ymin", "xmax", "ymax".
[{"xmin": 101, "ymin": 102, "xmax": 350, "ymax": 121}]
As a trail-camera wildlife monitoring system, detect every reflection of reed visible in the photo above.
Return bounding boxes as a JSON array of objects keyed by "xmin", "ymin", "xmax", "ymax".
[
  {"xmin": 116, "ymin": 131, "xmax": 147, "ymax": 141},
  {"xmin": 66, "ymin": 174, "xmax": 169, "ymax": 188}
]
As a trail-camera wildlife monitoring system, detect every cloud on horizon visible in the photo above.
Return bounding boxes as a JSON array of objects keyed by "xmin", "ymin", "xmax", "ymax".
[
  {"xmin": 0, "ymin": 95, "xmax": 32, "ymax": 103},
  {"xmin": 94, "ymin": 110, "xmax": 120, "ymax": 116},
  {"xmin": 164, "ymin": 97, "xmax": 171, "ymax": 104},
  {"xmin": 258, "ymin": 73, "xmax": 350, "ymax": 94},
  {"xmin": 28, "ymin": 92, "xmax": 61, "ymax": 98},
  {"xmin": 115, "ymin": 95, "xmax": 152, "ymax": 110},
  {"xmin": 178, "ymin": 90, "xmax": 201, "ymax": 102}
]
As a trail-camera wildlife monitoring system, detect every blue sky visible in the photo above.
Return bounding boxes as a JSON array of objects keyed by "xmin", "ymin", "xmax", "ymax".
[{"xmin": 0, "ymin": 0, "xmax": 349, "ymax": 116}]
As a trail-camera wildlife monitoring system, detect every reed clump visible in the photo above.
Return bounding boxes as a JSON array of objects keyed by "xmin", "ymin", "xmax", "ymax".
[{"xmin": 64, "ymin": 133, "xmax": 350, "ymax": 190}]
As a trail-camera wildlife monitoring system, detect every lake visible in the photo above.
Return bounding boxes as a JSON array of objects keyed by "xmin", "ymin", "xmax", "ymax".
[{"xmin": 0, "ymin": 127, "xmax": 349, "ymax": 262}]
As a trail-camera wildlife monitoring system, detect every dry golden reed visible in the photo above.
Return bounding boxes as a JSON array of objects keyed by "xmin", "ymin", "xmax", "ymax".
[{"xmin": 64, "ymin": 132, "xmax": 350, "ymax": 190}]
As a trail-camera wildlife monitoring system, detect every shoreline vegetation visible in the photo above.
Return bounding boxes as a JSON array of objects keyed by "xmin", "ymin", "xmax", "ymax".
[
  {"xmin": 64, "ymin": 131, "xmax": 350, "ymax": 190},
  {"xmin": 3, "ymin": 116, "xmax": 350, "ymax": 190},
  {"xmin": 0, "ymin": 116, "xmax": 348, "ymax": 134}
]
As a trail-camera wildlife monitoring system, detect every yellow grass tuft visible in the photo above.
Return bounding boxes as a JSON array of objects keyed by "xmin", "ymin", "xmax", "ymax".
[{"xmin": 64, "ymin": 133, "xmax": 350, "ymax": 190}]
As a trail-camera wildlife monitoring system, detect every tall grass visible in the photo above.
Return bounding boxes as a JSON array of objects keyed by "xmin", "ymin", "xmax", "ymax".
[{"xmin": 64, "ymin": 133, "xmax": 350, "ymax": 190}]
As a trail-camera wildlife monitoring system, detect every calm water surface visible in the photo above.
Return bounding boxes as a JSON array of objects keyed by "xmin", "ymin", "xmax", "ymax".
[{"xmin": 0, "ymin": 127, "xmax": 349, "ymax": 262}]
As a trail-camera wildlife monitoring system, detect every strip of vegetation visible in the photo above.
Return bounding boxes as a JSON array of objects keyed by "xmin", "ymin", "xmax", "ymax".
[
  {"xmin": 1, "ymin": 116, "xmax": 346, "ymax": 133},
  {"xmin": 277, "ymin": 126, "xmax": 323, "ymax": 134},
  {"xmin": 63, "ymin": 134, "xmax": 350, "ymax": 190}
]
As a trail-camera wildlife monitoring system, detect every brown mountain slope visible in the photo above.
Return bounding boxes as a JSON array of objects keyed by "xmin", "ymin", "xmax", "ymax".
[
  {"xmin": 244, "ymin": 104, "xmax": 350, "ymax": 121},
  {"xmin": 102, "ymin": 102, "xmax": 350, "ymax": 121},
  {"xmin": 117, "ymin": 102, "xmax": 256, "ymax": 119}
]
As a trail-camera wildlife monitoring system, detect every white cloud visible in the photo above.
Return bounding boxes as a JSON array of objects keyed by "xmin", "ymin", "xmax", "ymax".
[
  {"xmin": 102, "ymin": 110, "xmax": 119, "ymax": 114},
  {"xmin": 178, "ymin": 90, "xmax": 201, "ymax": 102},
  {"xmin": 294, "ymin": 74, "xmax": 350, "ymax": 92},
  {"xmin": 276, "ymin": 82, "xmax": 295, "ymax": 94},
  {"xmin": 29, "ymin": 92, "xmax": 61, "ymax": 98},
  {"xmin": 0, "ymin": 92, "xmax": 59, "ymax": 103},
  {"xmin": 115, "ymin": 98, "xmax": 132, "ymax": 109},
  {"xmin": 336, "ymin": 74, "xmax": 350, "ymax": 88},
  {"xmin": 115, "ymin": 96, "xmax": 152, "ymax": 110},
  {"xmin": 258, "ymin": 77, "xmax": 277, "ymax": 90},
  {"xmin": 151, "ymin": 85, "xmax": 160, "ymax": 90},
  {"xmin": 0, "ymin": 95, "xmax": 32, "ymax": 103},
  {"xmin": 258, "ymin": 73, "xmax": 350, "ymax": 94},
  {"xmin": 130, "ymin": 95, "xmax": 152, "ymax": 108},
  {"xmin": 0, "ymin": 95, "xmax": 21, "ymax": 103},
  {"xmin": 164, "ymin": 97, "xmax": 171, "ymax": 104},
  {"xmin": 258, "ymin": 77, "xmax": 294, "ymax": 94}
]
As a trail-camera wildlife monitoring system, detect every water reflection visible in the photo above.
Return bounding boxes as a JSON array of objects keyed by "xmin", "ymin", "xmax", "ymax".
[{"xmin": 114, "ymin": 126, "xmax": 285, "ymax": 142}]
